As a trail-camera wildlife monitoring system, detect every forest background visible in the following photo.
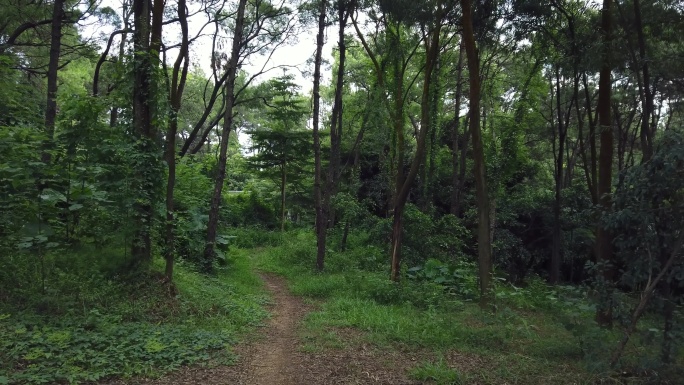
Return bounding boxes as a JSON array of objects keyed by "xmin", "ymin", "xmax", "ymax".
[{"xmin": 1, "ymin": 0, "xmax": 684, "ymax": 383}]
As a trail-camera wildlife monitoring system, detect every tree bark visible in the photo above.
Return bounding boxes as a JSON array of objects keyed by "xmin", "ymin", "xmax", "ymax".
[
  {"xmin": 450, "ymin": 41, "xmax": 465, "ymax": 216},
  {"xmin": 581, "ymin": 74, "xmax": 599, "ymax": 205},
  {"xmin": 595, "ymin": 0, "xmax": 614, "ymax": 327},
  {"xmin": 280, "ymin": 162, "xmax": 287, "ymax": 231},
  {"xmin": 43, "ymin": 0, "xmax": 64, "ymax": 164},
  {"xmin": 131, "ymin": 0, "xmax": 155, "ymax": 262},
  {"xmin": 551, "ymin": 67, "xmax": 566, "ymax": 285},
  {"xmin": 325, "ymin": 0, "xmax": 348, "ymax": 229},
  {"xmin": 203, "ymin": 0, "xmax": 247, "ymax": 272},
  {"xmin": 164, "ymin": 0, "xmax": 189, "ymax": 281},
  {"xmin": 313, "ymin": 0, "xmax": 327, "ymax": 271},
  {"xmin": 461, "ymin": 0, "xmax": 493, "ymax": 309},
  {"xmin": 633, "ymin": 0, "xmax": 653, "ymax": 162}
]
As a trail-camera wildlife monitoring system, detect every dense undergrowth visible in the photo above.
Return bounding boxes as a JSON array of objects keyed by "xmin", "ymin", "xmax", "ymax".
[
  {"xmin": 244, "ymin": 229, "xmax": 684, "ymax": 385},
  {"xmin": 0, "ymin": 247, "xmax": 268, "ymax": 384}
]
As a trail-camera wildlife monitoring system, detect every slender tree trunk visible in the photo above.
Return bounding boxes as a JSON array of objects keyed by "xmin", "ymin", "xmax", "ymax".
[
  {"xmin": 313, "ymin": 0, "xmax": 327, "ymax": 271},
  {"xmin": 280, "ymin": 162, "xmax": 287, "ymax": 231},
  {"xmin": 456, "ymin": 116, "xmax": 470, "ymax": 218},
  {"xmin": 326, "ymin": 0, "xmax": 348, "ymax": 229},
  {"xmin": 461, "ymin": 0, "xmax": 493, "ymax": 309},
  {"xmin": 581, "ymin": 74, "xmax": 599, "ymax": 205},
  {"xmin": 551, "ymin": 67, "xmax": 566, "ymax": 285},
  {"xmin": 340, "ymin": 221, "xmax": 350, "ymax": 251},
  {"xmin": 43, "ymin": 0, "xmax": 64, "ymax": 163},
  {"xmin": 389, "ymin": 35, "xmax": 406, "ymax": 281},
  {"xmin": 451, "ymin": 42, "xmax": 465, "ymax": 216},
  {"xmin": 164, "ymin": 0, "xmax": 189, "ymax": 281},
  {"xmin": 389, "ymin": 3, "xmax": 443, "ymax": 281},
  {"xmin": 423, "ymin": 57, "xmax": 441, "ymax": 212},
  {"xmin": 110, "ymin": 5, "xmax": 130, "ymax": 127},
  {"xmin": 203, "ymin": 0, "xmax": 247, "ymax": 272},
  {"xmin": 595, "ymin": 0, "xmax": 614, "ymax": 327},
  {"xmin": 633, "ymin": 0, "xmax": 653, "ymax": 162}
]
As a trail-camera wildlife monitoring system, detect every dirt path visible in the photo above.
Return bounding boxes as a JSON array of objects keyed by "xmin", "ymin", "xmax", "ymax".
[
  {"xmin": 102, "ymin": 273, "xmax": 420, "ymax": 385},
  {"xmin": 235, "ymin": 274, "xmax": 420, "ymax": 385},
  {"xmin": 238, "ymin": 273, "xmax": 308, "ymax": 384}
]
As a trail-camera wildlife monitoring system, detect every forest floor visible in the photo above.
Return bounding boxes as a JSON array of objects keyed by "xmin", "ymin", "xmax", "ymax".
[{"xmin": 104, "ymin": 273, "xmax": 423, "ymax": 385}]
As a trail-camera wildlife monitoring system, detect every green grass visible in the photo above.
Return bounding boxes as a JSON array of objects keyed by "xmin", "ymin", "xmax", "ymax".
[
  {"xmin": 409, "ymin": 359, "xmax": 463, "ymax": 385},
  {"xmin": 0, "ymin": 246, "xmax": 269, "ymax": 384},
  {"xmin": 239, "ymin": 229, "xmax": 682, "ymax": 384}
]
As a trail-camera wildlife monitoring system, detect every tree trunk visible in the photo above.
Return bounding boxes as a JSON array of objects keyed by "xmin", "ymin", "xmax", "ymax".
[
  {"xmin": 43, "ymin": 0, "xmax": 64, "ymax": 164},
  {"xmin": 313, "ymin": 0, "xmax": 327, "ymax": 271},
  {"xmin": 164, "ymin": 0, "xmax": 189, "ymax": 281},
  {"xmin": 389, "ymin": 34, "xmax": 406, "ymax": 281},
  {"xmin": 326, "ymin": 0, "xmax": 348, "ymax": 229},
  {"xmin": 581, "ymin": 74, "xmax": 599, "ymax": 205},
  {"xmin": 595, "ymin": 0, "xmax": 614, "ymax": 327},
  {"xmin": 203, "ymin": 0, "xmax": 247, "ymax": 272},
  {"xmin": 131, "ymin": 0, "xmax": 155, "ymax": 263},
  {"xmin": 551, "ymin": 67, "xmax": 566, "ymax": 285},
  {"xmin": 633, "ymin": 0, "xmax": 653, "ymax": 162},
  {"xmin": 423, "ymin": 57, "xmax": 441, "ymax": 212},
  {"xmin": 109, "ymin": 5, "xmax": 130, "ymax": 127},
  {"xmin": 461, "ymin": 0, "xmax": 493, "ymax": 309},
  {"xmin": 450, "ymin": 41, "xmax": 465, "ymax": 216},
  {"xmin": 280, "ymin": 162, "xmax": 287, "ymax": 231}
]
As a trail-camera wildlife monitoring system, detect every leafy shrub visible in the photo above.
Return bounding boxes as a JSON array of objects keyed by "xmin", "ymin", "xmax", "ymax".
[
  {"xmin": 408, "ymin": 258, "xmax": 479, "ymax": 300},
  {"xmin": 222, "ymin": 190, "xmax": 278, "ymax": 229}
]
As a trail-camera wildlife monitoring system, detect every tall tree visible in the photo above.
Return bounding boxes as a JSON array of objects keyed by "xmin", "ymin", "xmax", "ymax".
[
  {"xmin": 43, "ymin": 0, "xmax": 65, "ymax": 163},
  {"xmin": 246, "ymin": 76, "xmax": 311, "ymax": 232},
  {"xmin": 595, "ymin": 0, "xmax": 614, "ymax": 327},
  {"xmin": 461, "ymin": 0, "xmax": 493, "ymax": 308},
  {"xmin": 203, "ymin": 0, "xmax": 248, "ymax": 272},
  {"xmin": 163, "ymin": 0, "xmax": 190, "ymax": 281},
  {"xmin": 131, "ymin": 0, "xmax": 164, "ymax": 262},
  {"xmin": 313, "ymin": 0, "xmax": 327, "ymax": 271},
  {"xmin": 450, "ymin": 41, "xmax": 466, "ymax": 217}
]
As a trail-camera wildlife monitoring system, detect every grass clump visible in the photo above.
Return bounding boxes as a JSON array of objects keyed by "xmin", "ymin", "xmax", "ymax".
[{"xmin": 409, "ymin": 360, "xmax": 463, "ymax": 385}]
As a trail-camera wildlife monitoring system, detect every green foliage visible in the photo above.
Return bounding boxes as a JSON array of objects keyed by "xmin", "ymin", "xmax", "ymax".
[
  {"xmin": 222, "ymin": 190, "xmax": 278, "ymax": 229},
  {"xmin": 0, "ymin": 250, "xmax": 268, "ymax": 384},
  {"xmin": 0, "ymin": 316, "xmax": 233, "ymax": 383},
  {"xmin": 407, "ymin": 258, "xmax": 479, "ymax": 299},
  {"xmin": 364, "ymin": 204, "xmax": 470, "ymax": 271},
  {"xmin": 601, "ymin": 130, "xmax": 684, "ymax": 368}
]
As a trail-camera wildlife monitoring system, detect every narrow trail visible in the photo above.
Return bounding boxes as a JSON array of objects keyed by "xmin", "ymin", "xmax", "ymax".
[{"xmin": 237, "ymin": 273, "xmax": 308, "ymax": 385}]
